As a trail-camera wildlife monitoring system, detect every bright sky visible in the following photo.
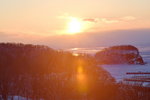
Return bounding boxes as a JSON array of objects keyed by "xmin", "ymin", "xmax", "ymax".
[{"xmin": 0, "ymin": 0, "xmax": 150, "ymax": 48}]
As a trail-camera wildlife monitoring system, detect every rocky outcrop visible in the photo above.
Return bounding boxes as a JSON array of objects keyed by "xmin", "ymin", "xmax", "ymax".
[{"xmin": 95, "ymin": 45, "xmax": 144, "ymax": 65}]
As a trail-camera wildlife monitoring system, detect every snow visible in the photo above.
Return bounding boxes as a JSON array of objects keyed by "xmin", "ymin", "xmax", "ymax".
[
  {"xmin": 0, "ymin": 96, "xmax": 30, "ymax": 100},
  {"xmin": 8, "ymin": 96, "xmax": 30, "ymax": 100},
  {"xmin": 101, "ymin": 64, "xmax": 150, "ymax": 82},
  {"xmin": 5, "ymin": 96, "xmax": 44, "ymax": 100}
]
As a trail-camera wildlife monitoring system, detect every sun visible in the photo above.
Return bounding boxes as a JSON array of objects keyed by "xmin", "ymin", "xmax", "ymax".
[{"xmin": 67, "ymin": 17, "xmax": 82, "ymax": 34}]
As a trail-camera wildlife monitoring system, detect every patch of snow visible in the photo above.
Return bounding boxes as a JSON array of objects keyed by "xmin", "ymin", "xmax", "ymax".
[{"xmin": 101, "ymin": 63, "xmax": 150, "ymax": 82}]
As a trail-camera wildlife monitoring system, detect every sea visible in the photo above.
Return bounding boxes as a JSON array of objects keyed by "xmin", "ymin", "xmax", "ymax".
[{"xmin": 65, "ymin": 46, "xmax": 150, "ymax": 83}]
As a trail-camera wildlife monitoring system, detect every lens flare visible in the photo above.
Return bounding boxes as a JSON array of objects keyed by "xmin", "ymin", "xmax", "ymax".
[{"xmin": 76, "ymin": 60, "xmax": 88, "ymax": 94}]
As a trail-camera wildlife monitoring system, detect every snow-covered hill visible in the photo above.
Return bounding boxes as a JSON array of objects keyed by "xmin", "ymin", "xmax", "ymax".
[{"xmin": 95, "ymin": 45, "xmax": 144, "ymax": 64}]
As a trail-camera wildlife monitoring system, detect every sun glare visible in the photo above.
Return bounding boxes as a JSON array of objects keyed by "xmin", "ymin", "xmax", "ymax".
[{"xmin": 67, "ymin": 17, "xmax": 82, "ymax": 34}]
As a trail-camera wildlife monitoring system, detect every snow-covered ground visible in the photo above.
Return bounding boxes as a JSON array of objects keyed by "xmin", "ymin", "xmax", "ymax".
[
  {"xmin": 0, "ymin": 96, "xmax": 44, "ymax": 100},
  {"xmin": 0, "ymin": 96, "xmax": 30, "ymax": 100},
  {"xmin": 101, "ymin": 64, "xmax": 150, "ymax": 82}
]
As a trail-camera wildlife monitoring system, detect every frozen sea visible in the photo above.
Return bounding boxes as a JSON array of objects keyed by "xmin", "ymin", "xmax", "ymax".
[
  {"xmin": 66, "ymin": 46, "xmax": 150, "ymax": 82},
  {"xmin": 101, "ymin": 46, "xmax": 150, "ymax": 82},
  {"xmin": 101, "ymin": 64, "xmax": 150, "ymax": 82}
]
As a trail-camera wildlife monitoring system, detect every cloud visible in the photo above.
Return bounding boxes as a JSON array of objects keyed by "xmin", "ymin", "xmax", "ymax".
[
  {"xmin": 0, "ymin": 28, "xmax": 150, "ymax": 49},
  {"xmin": 82, "ymin": 16, "xmax": 136, "ymax": 24},
  {"xmin": 42, "ymin": 28, "xmax": 150, "ymax": 48},
  {"xmin": 99, "ymin": 16, "xmax": 136, "ymax": 24},
  {"xmin": 83, "ymin": 18, "xmax": 98, "ymax": 23},
  {"xmin": 82, "ymin": 18, "xmax": 120, "ymax": 24},
  {"xmin": 120, "ymin": 16, "xmax": 136, "ymax": 21},
  {"xmin": 100, "ymin": 18, "xmax": 120, "ymax": 24},
  {"xmin": 0, "ymin": 32, "xmax": 47, "ymax": 44},
  {"xmin": 58, "ymin": 13, "xmax": 136, "ymax": 25}
]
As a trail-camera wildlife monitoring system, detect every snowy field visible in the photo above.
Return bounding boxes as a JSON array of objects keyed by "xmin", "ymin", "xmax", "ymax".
[{"xmin": 101, "ymin": 64, "xmax": 150, "ymax": 82}]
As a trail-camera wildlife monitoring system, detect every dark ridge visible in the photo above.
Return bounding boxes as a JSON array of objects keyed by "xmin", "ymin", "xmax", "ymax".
[
  {"xmin": 0, "ymin": 43, "xmax": 53, "ymax": 50},
  {"xmin": 95, "ymin": 45, "xmax": 144, "ymax": 65},
  {"xmin": 108, "ymin": 45, "xmax": 138, "ymax": 51}
]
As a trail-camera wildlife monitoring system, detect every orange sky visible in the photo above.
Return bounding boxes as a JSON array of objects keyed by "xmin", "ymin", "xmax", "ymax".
[
  {"xmin": 0, "ymin": 0, "xmax": 150, "ymax": 48},
  {"xmin": 0, "ymin": 0, "xmax": 150, "ymax": 35}
]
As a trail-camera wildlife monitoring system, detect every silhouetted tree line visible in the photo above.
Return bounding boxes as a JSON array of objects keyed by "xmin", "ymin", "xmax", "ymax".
[{"xmin": 0, "ymin": 43, "xmax": 149, "ymax": 100}]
